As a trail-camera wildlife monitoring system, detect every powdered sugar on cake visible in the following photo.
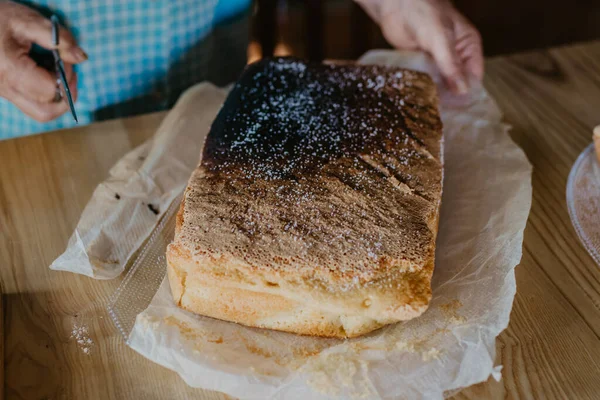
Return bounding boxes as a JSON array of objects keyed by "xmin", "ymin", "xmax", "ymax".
[{"xmin": 178, "ymin": 57, "xmax": 443, "ymax": 290}]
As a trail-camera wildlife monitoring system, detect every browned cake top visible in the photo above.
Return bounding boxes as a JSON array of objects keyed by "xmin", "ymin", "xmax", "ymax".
[{"xmin": 177, "ymin": 57, "xmax": 443, "ymax": 288}]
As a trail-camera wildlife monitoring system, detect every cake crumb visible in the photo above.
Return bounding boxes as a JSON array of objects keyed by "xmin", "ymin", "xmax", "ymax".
[
  {"xmin": 441, "ymin": 299, "xmax": 465, "ymax": 324},
  {"xmin": 304, "ymin": 351, "xmax": 373, "ymax": 399},
  {"xmin": 421, "ymin": 348, "xmax": 440, "ymax": 361}
]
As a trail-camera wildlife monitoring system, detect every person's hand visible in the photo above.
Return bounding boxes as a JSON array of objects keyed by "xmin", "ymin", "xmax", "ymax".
[
  {"xmin": 356, "ymin": 0, "xmax": 483, "ymax": 94},
  {"xmin": 0, "ymin": 1, "xmax": 87, "ymax": 122}
]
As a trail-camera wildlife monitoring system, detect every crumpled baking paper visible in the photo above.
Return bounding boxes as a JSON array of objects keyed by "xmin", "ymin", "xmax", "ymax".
[
  {"xmin": 50, "ymin": 83, "xmax": 228, "ymax": 279},
  {"xmin": 52, "ymin": 50, "xmax": 532, "ymax": 399}
]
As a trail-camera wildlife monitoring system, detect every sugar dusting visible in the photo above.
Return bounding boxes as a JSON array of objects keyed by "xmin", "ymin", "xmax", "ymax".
[
  {"xmin": 71, "ymin": 323, "xmax": 94, "ymax": 355},
  {"xmin": 205, "ymin": 58, "xmax": 435, "ymax": 182},
  {"xmin": 179, "ymin": 57, "xmax": 443, "ymax": 291}
]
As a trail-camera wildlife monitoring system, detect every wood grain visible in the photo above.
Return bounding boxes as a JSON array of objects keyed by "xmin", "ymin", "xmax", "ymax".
[
  {"xmin": 0, "ymin": 280, "xmax": 4, "ymax": 400},
  {"xmin": 1, "ymin": 42, "xmax": 600, "ymax": 399},
  {"xmin": 0, "ymin": 113, "xmax": 226, "ymax": 400},
  {"xmin": 454, "ymin": 41, "xmax": 600, "ymax": 400}
]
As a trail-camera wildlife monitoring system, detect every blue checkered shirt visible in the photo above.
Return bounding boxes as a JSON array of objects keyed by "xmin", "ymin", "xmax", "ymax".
[{"xmin": 0, "ymin": 0, "xmax": 250, "ymax": 140}]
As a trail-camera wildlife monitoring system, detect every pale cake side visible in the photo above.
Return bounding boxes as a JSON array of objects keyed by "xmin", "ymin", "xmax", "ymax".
[
  {"xmin": 167, "ymin": 57, "xmax": 443, "ymax": 338},
  {"xmin": 594, "ymin": 126, "xmax": 600, "ymax": 163}
]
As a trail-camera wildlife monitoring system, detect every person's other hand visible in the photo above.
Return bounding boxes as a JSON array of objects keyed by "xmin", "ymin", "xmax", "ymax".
[
  {"xmin": 0, "ymin": 1, "xmax": 87, "ymax": 122},
  {"xmin": 356, "ymin": 0, "xmax": 483, "ymax": 94}
]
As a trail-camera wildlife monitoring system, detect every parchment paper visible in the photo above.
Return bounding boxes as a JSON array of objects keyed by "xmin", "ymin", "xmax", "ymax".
[
  {"xmin": 52, "ymin": 50, "xmax": 532, "ymax": 399},
  {"xmin": 50, "ymin": 83, "xmax": 228, "ymax": 278}
]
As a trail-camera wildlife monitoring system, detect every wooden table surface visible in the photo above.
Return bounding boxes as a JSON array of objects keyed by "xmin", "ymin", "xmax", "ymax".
[{"xmin": 1, "ymin": 41, "xmax": 600, "ymax": 399}]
